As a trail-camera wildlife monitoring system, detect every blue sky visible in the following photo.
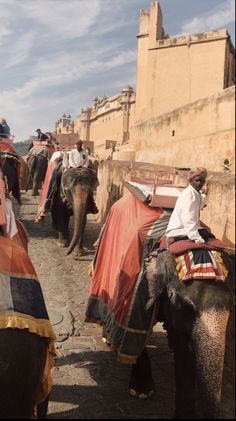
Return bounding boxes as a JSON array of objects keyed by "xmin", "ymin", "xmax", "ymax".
[{"xmin": 0, "ymin": 0, "xmax": 235, "ymax": 142}]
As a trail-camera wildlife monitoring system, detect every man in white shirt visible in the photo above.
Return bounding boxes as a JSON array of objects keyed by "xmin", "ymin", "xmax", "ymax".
[
  {"xmin": 69, "ymin": 140, "xmax": 89, "ymax": 168},
  {"xmin": 165, "ymin": 167, "xmax": 209, "ymax": 244},
  {"xmin": 67, "ymin": 139, "xmax": 98, "ymax": 214}
]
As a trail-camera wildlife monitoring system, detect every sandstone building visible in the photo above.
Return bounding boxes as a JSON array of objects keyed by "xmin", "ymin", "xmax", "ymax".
[{"xmin": 54, "ymin": 1, "xmax": 235, "ymax": 172}]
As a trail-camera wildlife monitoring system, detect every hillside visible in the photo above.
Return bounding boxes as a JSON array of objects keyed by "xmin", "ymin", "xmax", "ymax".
[{"xmin": 13, "ymin": 140, "xmax": 31, "ymax": 156}]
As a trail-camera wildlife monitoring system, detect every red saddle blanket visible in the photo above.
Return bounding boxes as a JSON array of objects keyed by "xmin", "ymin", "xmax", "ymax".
[
  {"xmin": 0, "ymin": 229, "xmax": 55, "ymax": 342},
  {"xmin": 85, "ymin": 192, "xmax": 169, "ymax": 363},
  {"xmin": 85, "ymin": 191, "xmax": 232, "ymax": 363}
]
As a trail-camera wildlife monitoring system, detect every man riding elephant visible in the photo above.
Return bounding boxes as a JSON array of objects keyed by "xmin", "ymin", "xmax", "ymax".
[
  {"xmin": 35, "ymin": 140, "xmax": 99, "ymax": 256},
  {"xmin": 67, "ymin": 140, "xmax": 98, "ymax": 215},
  {"xmin": 165, "ymin": 167, "xmax": 211, "ymax": 245},
  {"xmin": 26, "ymin": 131, "xmax": 56, "ymax": 196},
  {"xmin": 85, "ymin": 167, "xmax": 234, "ymax": 419}
]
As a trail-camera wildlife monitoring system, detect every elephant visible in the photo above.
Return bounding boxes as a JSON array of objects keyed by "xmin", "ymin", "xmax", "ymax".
[
  {"xmin": 26, "ymin": 153, "xmax": 49, "ymax": 196},
  {"xmin": 51, "ymin": 165, "xmax": 99, "ymax": 256},
  {"xmin": 0, "ymin": 152, "xmax": 21, "ymax": 204},
  {"xmin": 85, "ymin": 191, "xmax": 235, "ymax": 419},
  {"xmin": 128, "ymin": 249, "xmax": 235, "ymax": 419}
]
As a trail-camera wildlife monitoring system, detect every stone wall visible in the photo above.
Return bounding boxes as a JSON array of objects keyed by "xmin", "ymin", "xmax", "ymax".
[
  {"xmin": 130, "ymin": 86, "xmax": 235, "ymax": 173},
  {"xmin": 135, "ymin": 2, "xmax": 234, "ymax": 123},
  {"xmin": 74, "ymin": 87, "xmax": 136, "ymax": 151}
]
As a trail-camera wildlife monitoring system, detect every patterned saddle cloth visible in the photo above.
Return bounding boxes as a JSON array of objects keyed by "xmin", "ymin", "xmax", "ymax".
[{"xmin": 0, "ymin": 231, "xmax": 55, "ymax": 342}]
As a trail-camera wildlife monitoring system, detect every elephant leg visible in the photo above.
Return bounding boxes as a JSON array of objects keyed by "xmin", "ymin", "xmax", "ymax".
[
  {"xmin": 51, "ymin": 200, "xmax": 70, "ymax": 247},
  {"xmin": 171, "ymin": 330, "xmax": 196, "ymax": 419},
  {"xmin": 129, "ymin": 348, "xmax": 155, "ymax": 399},
  {"xmin": 0, "ymin": 329, "xmax": 47, "ymax": 419},
  {"xmin": 32, "ymin": 184, "xmax": 40, "ymax": 196},
  {"xmin": 57, "ymin": 213, "xmax": 70, "ymax": 247}
]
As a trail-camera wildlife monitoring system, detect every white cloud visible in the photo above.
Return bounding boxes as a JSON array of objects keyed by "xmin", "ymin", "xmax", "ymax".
[
  {"xmin": 180, "ymin": 0, "xmax": 235, "ymax": 34},
  {"xmin": 6, "ymin": 32, "xmax": 35, "ymax": 67},
  {"xmin": 18, "ymin": 0, "xmax": 102, "ymax": 40}
]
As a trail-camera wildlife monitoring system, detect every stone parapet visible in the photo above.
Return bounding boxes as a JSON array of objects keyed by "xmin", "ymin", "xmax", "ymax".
[{"xmin": 152, "ymin": 29, "xmax": 229, "ymax": 50}]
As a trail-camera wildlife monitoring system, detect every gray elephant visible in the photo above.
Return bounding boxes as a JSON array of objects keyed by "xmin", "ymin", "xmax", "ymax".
[
  {"xmin": 26, "ymin": 153, "xmax": 49, "ymax": 196},
  {"xmin": 51, "ymin": 166, "xmax": 99, "ymax": 256},
  {"xmin": 129, "ymin": 248, "xmax": 235, "ymax": 419},
  {"xmin": 85, "ymin": 192, "xmax": 235, "ymax": 419}
]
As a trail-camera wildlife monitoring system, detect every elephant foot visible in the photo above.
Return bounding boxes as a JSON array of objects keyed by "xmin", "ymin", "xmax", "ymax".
[
  {"xmin": 129, "ymin": 388, "xmax": 154, "ymax": 399},
  {"xmin": 74, "ymin": 247, "xmax": 87, "ymax": 257},
  {"xmin": 102, "ymin": 326, "xmax": 111, "ymax": 347},
  {"xmin": 57, "ymin": 239, "xmax": 69, "ymax": 247},
  {"xmin": 129, "ymin": 349, "xmax": 155, "ymax": 400}
]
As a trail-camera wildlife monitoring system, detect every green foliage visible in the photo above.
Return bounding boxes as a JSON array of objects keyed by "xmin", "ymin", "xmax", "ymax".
[{"xmin": 13, "ymin": 140, "xmax": 31, "ymax": 156}]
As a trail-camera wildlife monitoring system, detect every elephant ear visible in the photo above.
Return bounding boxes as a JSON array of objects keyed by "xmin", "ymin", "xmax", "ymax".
[
  {"xmin": 145, "ymin": 249, "xmax": 175, "ymax": 310},
  {"xmin": 220, "ymin": 251, "xmax": 235, "ymax": 298}
]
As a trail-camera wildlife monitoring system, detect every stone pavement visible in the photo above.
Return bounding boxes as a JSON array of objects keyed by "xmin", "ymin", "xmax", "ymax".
[{"xmin": 14, "ymin": 191, "xmax": 234, "ymax": 419}]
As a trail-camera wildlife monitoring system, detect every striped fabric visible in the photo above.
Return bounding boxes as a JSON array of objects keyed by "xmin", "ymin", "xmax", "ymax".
[
  {"xmin": 175, "ymin": 249, "xmax": 228, "ymax": 283},
  {"xmin": 0, "ymin": 234, "xmax": 55, "ymax": 341}
]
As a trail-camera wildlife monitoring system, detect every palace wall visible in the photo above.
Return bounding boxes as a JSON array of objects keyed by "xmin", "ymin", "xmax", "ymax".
[{"xmin": 130, "ymin": 86, "xmax": 235, "ymax": 172}]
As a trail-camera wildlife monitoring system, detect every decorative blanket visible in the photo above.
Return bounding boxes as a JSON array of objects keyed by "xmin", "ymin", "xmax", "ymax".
[
  {"xmin": 0, "ymin": 142, "xmax": 21, "ymax": 180},
  {"xmin": 31, "ymin": 141, "xmax": 55, "ymax": 158},
  {"xmin": 0, "ymin": 141, "xmax": 20, "ymax": 157},
  {"xmin": 37, "ymin": 160, "xmax": 61, "ymax": 218},
  {"xmin": 175, "ymin": 249, "xmax": 228, "ymax": 283},
  {"xmin": 85, "ymin": 192, "xmax": 170, "ymax": 363},
  {"xmin": 0, "ymin": 234, "xmax": 55, "ymax": 342},
  {"xmin": 85, "ymin": 189, "xmax": 232, "ymax": 363}
]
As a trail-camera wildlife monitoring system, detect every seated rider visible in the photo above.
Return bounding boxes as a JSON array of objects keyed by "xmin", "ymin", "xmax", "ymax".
[
  {"xmin": 68, "ymin": 140, "xmax": 89, "ymax": 168},
  {"xmin": 45, "ymin": 132, "xmax": 59, "ymax": 148},
  {"xmin": 0, "ymin": 118, "xmax": 11, "ymax": 140},
  {"xmin": 36, "ymin": 129, "xmax": 49, "ymax": 142},
  {"xmin": 68, "ymin": 140, "xmax": 98, "ymax": 214},
  {"xmin": 165, "ymin": 167, "xmax": 214, "ymax": 245}
]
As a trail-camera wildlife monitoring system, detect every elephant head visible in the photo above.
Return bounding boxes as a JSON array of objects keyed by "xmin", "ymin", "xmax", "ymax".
[
  {"xmin": 55, "ymin": 167, "xmax": 99, "ymax": 256},
  {"xmin": 151, "ymin": 249, "xmax": 235, "ymax": 419}
]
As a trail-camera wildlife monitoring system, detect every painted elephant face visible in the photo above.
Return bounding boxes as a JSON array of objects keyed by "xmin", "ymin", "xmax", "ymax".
[
  {"xmin": 60, "ymin": 167, "xmax": 99, "ymax": 255},
  {"xmin": 61, "ymin": 167, "xmax": 99, "ymax": 205}
]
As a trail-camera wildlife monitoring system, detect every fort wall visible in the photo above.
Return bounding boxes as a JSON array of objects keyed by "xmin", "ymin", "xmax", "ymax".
[{"xmin": 130, "ymin": 86, "xmax": 235, "ymax": 172}]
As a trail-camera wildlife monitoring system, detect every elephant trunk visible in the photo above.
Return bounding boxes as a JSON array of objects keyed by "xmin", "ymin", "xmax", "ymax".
[
  {"xmin": 192, "ymin": 308, "xmax": 230, "ymax": 418},
  {"xmin": 67, "ymin": 189, "xmax": 88, "ymax": 255}
]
